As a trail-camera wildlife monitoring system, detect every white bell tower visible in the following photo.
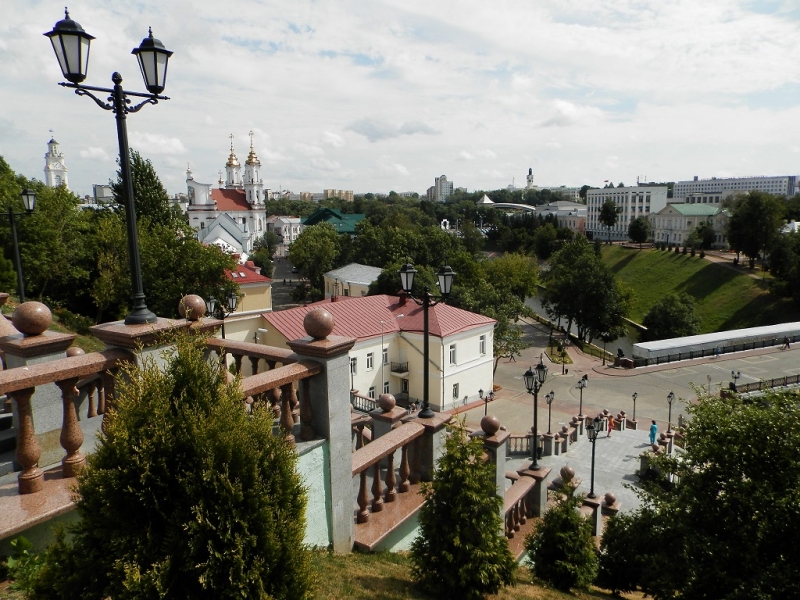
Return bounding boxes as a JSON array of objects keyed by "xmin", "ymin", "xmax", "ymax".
[
  {"xmin": 224, "ymin": 134, "xmax": 242, "ymax": 189},
  {"xmin": 44, "ymin": 136, "xmax": 69, "ymax": 190},
  {"xmin": 243, "ymin": 130, "xmax": 263, "ymax": 207},
  {"xmin": 526, "ymin": 167, "xmax": 534, "ymax": 190}
]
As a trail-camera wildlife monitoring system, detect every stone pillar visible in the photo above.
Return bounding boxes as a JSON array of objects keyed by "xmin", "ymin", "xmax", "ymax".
[
  {"xmin": 1, "ymin": 302, "xmax": 76, "ymax": 468},
  {"xmin": 582, "ymin": 495, "xmax": 602, "ymax": 536},
  {"xmin": 414, "ymin": 413, "xmax": 451, "ymax": 482},
  {"xmin": 474, "ymin": 415, "xmax": 509, "ymax": 529},
  {"xmin": 369, "ymin": 394, "xmax": 406, "ymax": 439},
  {"xmin": 617, "ymin": 412, "xmax": 627, "ymax": 431},
  {"xmin": 543, "ymin": 432, "xmax": 555, "ymax": 456},
  {"xmin": 517, "ymin": 464, "xmax": 552, "ymax": 517},
  {"xmin": 287, "ymin": 308, "xmax": 356, "ymax": 553}
]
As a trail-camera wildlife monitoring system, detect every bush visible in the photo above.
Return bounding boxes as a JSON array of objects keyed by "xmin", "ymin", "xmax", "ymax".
[
  {"xmin": 52, "ymin": 306, "xmax": 95, "ymax": 335},
  {"xmin": 410, "ymin": 421, "xmax": 515, "ymax": 600},
  {"xmin": 31, "ymin": 332, "xmax": 311, "ymax": 600},
  {"xmin": 690, "ymin": 247, "xmax": 696, "ymax": 257},
  {"xmin": 682, "ymin": 246, "xmax": 688, "ymax": 255},
  {"xmin": 525, "ymin": 482, "xmax": 598, "ymax": 592},
  {"xmin": 5, "ymin": 536, "xmax": 45, "ymax": 596},
  {"xmin": 675, "ymin": 245, "xmax": 680, "ymax": 253},
  {"xmin": 700, "ymin": 250, "xmax": 706, "ymax": 258}
]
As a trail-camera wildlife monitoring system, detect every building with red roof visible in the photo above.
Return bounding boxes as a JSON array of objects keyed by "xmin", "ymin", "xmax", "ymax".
[
  {"xmin": 216, "ymin": 260, "xmax": 273, "ymax": 345},
  {"xmin": 261, "ymin": 293, "xmax": 495, "ymax": 412}
]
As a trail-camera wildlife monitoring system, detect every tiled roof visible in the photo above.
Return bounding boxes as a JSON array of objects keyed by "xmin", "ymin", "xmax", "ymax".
[
  {"xmin": 667, "ymin": 204, "xmax": 722, "ymax": 216},
  {"xmin": 325, "ymin": 263, "xmax": 384, "ymax": 286},
  {"xmin": 226, "ymin": 261, "xmax": 272, "ymax": 284},
  {"xmin": 210, "ymin": 188, "xmax": 250, "ymax": 212},
  {"xmin": 263, "ymin": 294, "xmax": 495, "ymax": 342},
  {"xmin": 302, "ymin": 207, "xmax": 365, "ymax": 234}
]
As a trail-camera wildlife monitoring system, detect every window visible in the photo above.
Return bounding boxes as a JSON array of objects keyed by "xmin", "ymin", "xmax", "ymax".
[
  {"xmin": 383, "ymin": 381, "xmax": 390, "ymax": 394},
  {"xmin": 402, "ymin": 379, "xmax": 409, "ymax": 393},
  {"xmin": 350, "ymin": 357, "xmax": 357, "ymax": 375},
  {"xmin": 479, "ymin": 335, "xmax": 486, "ymax": 356},
  {"xmin": 366, "ymin": 352, "xmax": 374, "ymax": 371},
  {"xmin": 449, "ymin": 344, "xmax": 456, "ymax": 365},
  {"xmin": 368, "ymin": 387, "xmax": 375, "ymax": 399},
  {"xmin": 452, "ymin": 383, "xmax": 459, "ymax": 399},
  {"xmin": 382, "ymin": 348, "xmax": 388, "ymax": 365}
]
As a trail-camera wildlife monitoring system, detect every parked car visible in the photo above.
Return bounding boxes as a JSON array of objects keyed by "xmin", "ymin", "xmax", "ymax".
[{"xmin": 291, "ymin": 266, "xmax": 299, "ymax": 273}]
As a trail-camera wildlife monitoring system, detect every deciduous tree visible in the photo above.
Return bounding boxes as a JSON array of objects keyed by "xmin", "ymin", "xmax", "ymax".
[
  {"xmin": 288, "ymin": 223, "xmax": 340, "ymax": 289},
  {"xmin": 726, "ymin": 190, "xmax": 784, "ymax": 269},
  {"xmin": 599, "ymin": 198, "xmax": 619, "ymax": 244},
  {"xmin": 628, "ymin": 216, "xmax": 651, "ymax": 248},
  {"xmin": 640, "ymin": 292, "xmax": 700, "ymax": 342}
]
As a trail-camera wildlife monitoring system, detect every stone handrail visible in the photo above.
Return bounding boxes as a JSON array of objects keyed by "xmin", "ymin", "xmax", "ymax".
[
  {"xmin": 508, "ymin": 433, "xmax": 533, "ymax": 456},
  {"xmin": 503, "ymin": 475, "xmax": 536, "ymax": 538},
  {"xmin": 352, "ymin": 421, "xmax": 425, "ymax": 524},
  {"xmin": 351, "ymin": 390, "xmax": 378, "ymax": 414},
  {"xmin": 0, "ymin": 348, "xmax": 135, "ymax": 495}
]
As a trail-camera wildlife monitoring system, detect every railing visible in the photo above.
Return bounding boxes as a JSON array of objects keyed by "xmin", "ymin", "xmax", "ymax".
[
  {"xmin": 351, "ymin": 390, "xmax": 378, "ymax": 414},
  {"xmin": 352, "ymin": 413, "xmax": 372, "ymax": 449},
  {"xmin": 207, "ymin": 338, "xmax": 322, "ymax": 444},
  {"xmin": 352, "ymin": 421, "xmax": 425, "ymax": 524},
  {"xmin": 503, "ymin": 475, "xmax": 536, "ymax": 538},
  {"xmin": 632, "ymin": 335, "xmax": 799, "ymax": 368},
  {"xmin": 390, "ymin": 362, "xmax": 408, "ymax": 373},
  {"xmin": 508, "ymin": 434, "xmax": 533, "ymax": 456},
  {"xmin": 736, "ymin": 374, "xmax": 800, "ymax": 394},
  {"xmin": 0, "ymin": 348, "xmax": 135, "ymax": 495}
]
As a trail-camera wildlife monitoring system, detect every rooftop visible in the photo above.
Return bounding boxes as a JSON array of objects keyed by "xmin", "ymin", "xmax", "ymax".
[
  {"xmin": 325, "ymin": 263, "xmax": 384, "ymax": 286},
  {"xmin": 210, "ymin": 188, "xmax": 250, "ymax": 212}
]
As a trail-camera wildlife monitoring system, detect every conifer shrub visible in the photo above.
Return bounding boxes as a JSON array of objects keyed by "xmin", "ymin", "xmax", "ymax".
[
  {"xmin": 410, "ymin": 421, "xmax": 515, "ymax": 600},
  {"xmin": 700, "ymin": 250, "xmax": 706, "ymax": 258},
  {"xmin": 525, "ymin": 482, "xmax": 598, "ymax": 592},
  {"xmin": 31, "ymin": 332, "xmax": 311, "ymax": 600}
]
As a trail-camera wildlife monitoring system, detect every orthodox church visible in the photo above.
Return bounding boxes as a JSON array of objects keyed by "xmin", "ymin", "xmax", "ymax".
[
  {"xmin": 44, "ymin": 137, "xmax": 69, "ymax": 190},
  {"xmin": 186, "ymin": 133, "xmax": 266, "ymax": 256}
]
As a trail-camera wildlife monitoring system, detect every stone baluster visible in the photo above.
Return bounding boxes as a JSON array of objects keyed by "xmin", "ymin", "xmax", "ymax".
[
  {"xmin": 57, "ymin": 378, "xmax": 85, "ymax": 477},
  {"xmin": 398, "ymin": 444, "xmax": 411, "ymax": 492},
  {"xmin": 384, "ymin": 451, "xmax": 397, "ymax": 502},
  {"xmin": 96, "ymin": 377, "xmax": 106, "ymax": 415},
  {"xmin": 299, "ymin": 379, "xmax": 315, "ymax": 441},
  {"xmin": 289, "ymin": 384, "xmax": 299, "ymax": 424},
  {"xmin": 356, "ymin": 471, "xmax": 370, "ymax": 523},
  {"xmin": 354, "ymin": 423, "xmax": 365, "ymax": 450},
  {"xmin": 409, "ymin": 437, "xmax": 422, "ymax": 484},
  {"xmin": 11, "ymin": 388, "xmax": 43, "ymax": 494},
  {"xmin": 371, "ymin": 463, "xmax": 383, "ymax": 513},
  {"xmin": 248, "ymin": 354, "xmax": 260, "ymax": 376},
  {"xmin": 232, "ymin": 354, "xmax": 243, "ymax": 375},
  {"xmin": 280, "ymin": 383, "xmax": 295, "ymax": 444},
  {"xmin": 84, "ymin": 380, "xmax": 98, "ymax": 418}
]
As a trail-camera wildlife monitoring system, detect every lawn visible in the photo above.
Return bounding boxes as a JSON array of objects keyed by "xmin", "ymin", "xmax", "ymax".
[{"xmin": 600, "ymin": 246, "xmax": 800, "ymax": 333}]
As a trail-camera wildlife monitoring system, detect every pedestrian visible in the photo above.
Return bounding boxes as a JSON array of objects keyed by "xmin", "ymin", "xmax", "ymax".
[
  {"xmin": 607, "ymin": 414, "xmax": 614, "ymax": 438},
  {"xmin": 678, "ymin": 414, "xmax": 686, "ymax": 430},
  {"xmin": 783, "ymin": 337, "xmax": 791, "ymax": 350},
  {"xmin": 649, "ymin": 420, "xmax": 658, "ymax": 444},
  {"xmin": 714, "ymin": 346, "xmax": 721, "ymax": 358}
]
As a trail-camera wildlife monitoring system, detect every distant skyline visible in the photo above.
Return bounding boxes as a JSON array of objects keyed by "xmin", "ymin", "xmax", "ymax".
[{"xmin": 2, "ymin": 0, "xmax": 799, "ymax": 197}]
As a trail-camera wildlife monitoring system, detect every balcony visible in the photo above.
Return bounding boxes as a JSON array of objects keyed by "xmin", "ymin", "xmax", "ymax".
[{"xmin": 389, "ymin": 362, "xmax": 408, "ymax": 376}]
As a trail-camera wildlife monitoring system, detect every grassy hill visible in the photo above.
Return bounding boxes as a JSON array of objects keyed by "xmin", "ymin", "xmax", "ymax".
[{"xmin": 600, "ymin": 246, "xmax": 800, "ymax": 333}]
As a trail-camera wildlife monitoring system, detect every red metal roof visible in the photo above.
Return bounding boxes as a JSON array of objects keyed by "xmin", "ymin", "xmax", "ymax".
[
  {"xmin": 210, "ymin": 188, "xmax": 250, "ymax": 211},
  {"xmin": 226, "ymin": 261, "xmax": 272, "ymax": 284},
  {"xmin": 263, "ymin": 294, "xmax": 494, "ymax": 342}
]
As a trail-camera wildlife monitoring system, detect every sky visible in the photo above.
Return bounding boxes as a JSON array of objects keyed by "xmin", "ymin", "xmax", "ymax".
[{"xmin": 2, "ymin": 0, "xmax": 800, "ymax": 198}]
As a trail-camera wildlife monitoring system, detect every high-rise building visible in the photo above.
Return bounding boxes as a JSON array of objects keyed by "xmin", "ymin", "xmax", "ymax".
[
  {"xmin": 586, "ymin": 186, "xmax": 668, "ymax": 241},
  {"xmin": 427, "ymin": 175, "xmax": 454, "ymax": 202},
  {"xmin": 673, "ymin": 175, "xmax": 797, "ymax": 201}
]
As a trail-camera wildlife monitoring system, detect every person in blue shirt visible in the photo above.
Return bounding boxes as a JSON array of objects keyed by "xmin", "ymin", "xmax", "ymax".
[{"xmin": 649, "ymin": 420, "xmax": 658, "ymax": 444}]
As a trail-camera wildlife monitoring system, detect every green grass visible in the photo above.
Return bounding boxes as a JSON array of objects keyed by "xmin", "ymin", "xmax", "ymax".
[{"xmin": 601, "ymin": 246, "xmax": 800, "ymax": 333}]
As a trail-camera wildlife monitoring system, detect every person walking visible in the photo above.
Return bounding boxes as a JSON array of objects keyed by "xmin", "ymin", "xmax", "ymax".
[
  {"xmin": 782, "ymin": 337, "xmax": 791, "ymax": 350},
  {"xmin": 607, "ymin": 414, "xmax": 614, "ymax": 438},
  {"xmin": 649, "ymin": 420, "xmax": 658, "ymax": 444}
]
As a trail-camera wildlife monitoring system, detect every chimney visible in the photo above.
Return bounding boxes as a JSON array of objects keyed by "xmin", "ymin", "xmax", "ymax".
[{"xmin": 398, "ymin": 290, "xmax": 408, "ymax": 306}]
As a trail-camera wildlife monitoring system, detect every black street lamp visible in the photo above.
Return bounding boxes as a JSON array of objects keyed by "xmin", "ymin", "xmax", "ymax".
[
  {"xmin": 2, "ymin": 190, "xmax": 37, "ymax": 302},
  {"xmin": 398, "ymin": 261, "xmax": 455, "ymax": 418},
  {"xmin": 545, "ymin": 390, "xmax": 555, "ymax": 434},
  {"xmin": 730, "ymin": 370, "xmax": 741, "ymax": 392},
  {"xmin": 586, "ymin": 416, "xmax": 601, "ymax": 498},
  {"xmin": 632, "ymin": 392, "xmax": 638, "ymax": 422},
  {"xmin": 206, "ymin": 294, "xmax": 238, "ymax": 339},
  {"xmin": 46, "ymin": 10, "xmax": 173, "ymax": 325},
  {"xmin": 479, "ymin": 388, "xmax": 488, "ymax": 416},
  {"xmin": 523, "ymin": 357, "xmax": 549, "ymax": 469},
  {"xmin": 667, "ymin": 391, "xmax": 675, "ymax": 433},
  {"xmin": 576, "ymin": 374, "xmax": 588, "ymax": 417}
]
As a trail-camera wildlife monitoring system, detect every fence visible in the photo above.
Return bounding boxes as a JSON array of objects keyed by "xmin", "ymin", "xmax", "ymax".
[{"xmin": 632, "ymin": 335, "xmax": 800, "ymax": 368}]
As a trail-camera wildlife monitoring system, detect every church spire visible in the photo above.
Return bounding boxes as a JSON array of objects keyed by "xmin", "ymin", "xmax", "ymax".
[
  {"xmin": 225, "ymin": 133, "xmax": 242, "ymax": 188},
  {"xmin": 245, "ymin": 130, "xmax": 260, "ymax": 165}
]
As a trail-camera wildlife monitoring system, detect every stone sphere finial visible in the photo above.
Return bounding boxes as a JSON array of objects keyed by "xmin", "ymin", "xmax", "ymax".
[
  {"xmin": 0, "ymin": 293, "xmax": 8, "ymax": 307},
  {"xmin": 12, "ymin": 301, "xmax": 52, "ymax": 336},
  {"xmin": 66, "ymin": 347, "xmax": 85, "ymax": 357},
  {"xmin": 480, "ymin": 414, "xmax": 500, "ymax": 436},
  {"xmin": 303, "ymin": 308, "xmax": 334, "ymax": 339},
  {"xmin": 560, "ymin": 465, "xmax": 575, "ymax": 482},
  {"xmin": 651, "ymin": 443, "xmax": 660, "ymax": 453},
  {"xmin": 561, "ymin": 425, "xmax": 569, "ymax": 434},
  {"xmin": 604, "ymin": 492, "xmax": 617, "ymax": 505},
  {"xmin": 660, "ymin": 432, "xmax": 667, "ymax": 441},
  {"xmin": 378, "ymin": 393, "xmax": 396, "ymax": 412},
  {"xmin": 178, "ymin": 294, "xmax": 205, "ymax": 321}
]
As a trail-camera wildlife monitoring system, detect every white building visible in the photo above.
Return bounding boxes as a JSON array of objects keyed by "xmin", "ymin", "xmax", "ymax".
[
  {"xmin": 324, "ymin": 263, "xmax": 383, "ymax": 298},
  {"xmin": 261, "ymin": 294, "xmax": 495, "ymax": 412},
  {"xmin": 586, "ymin": 186, "xmax": 668, "ymax": 241},
  {"xmin": 673, "ymin": 175, "xmax": 798, "ymax": 201},
  {"xmin": 427, "ymin": 175, "xmax": 454, "ymax": 202},
  {"xmin": 540, "ymin": 186, "xmax": 582, "ymax": 202},
  {"xmin": 649, "ymin": 204, "xmax": 729, "ymax": 248},
  {"xmin": 537, "ymin": 200, "xmax": 588, "ymax": 236},
  {"xmin": 186, "ymin": 133, "xmax": 266, "ymax": 255},
  {"xmin": 43, "ymin": 138, "xmax": 69, "ymax": 190}
]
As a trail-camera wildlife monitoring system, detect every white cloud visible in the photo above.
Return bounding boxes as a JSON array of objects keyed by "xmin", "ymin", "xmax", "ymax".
[
  {"xmin": 79, "ymin": 147, "xmax": 110, "ymax": 161},
  {"xmin": 346, "ymin": 118, "xmax": 439, "ymax": 142},
  {"xmin": 129, "ymin": 132, "xmax": 187, "ymax": 155},
  {"xmin": 293, "ymin": 143, "xmax": 325, "ymax": 157},
  {"xmin": 322, "ymin": 132, "xmax": 345, "ymax": 148}
]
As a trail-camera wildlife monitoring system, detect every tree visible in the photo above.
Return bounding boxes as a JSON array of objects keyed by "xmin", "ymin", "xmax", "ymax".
[
  {"xmin": 31, "ymin": 333, "xmax": 311, "ymax": 599},
  {"xmin": 288, "ymin": 223, "xmax": 340, "ymax": 289},
  {"xmin": 533, "ymin": 222, "xmax": 558, "ymax": 259},
  {"xmin": 640, "ymin": 292, "xmax": 700, "ymax": 342},
  {"xmin": 597, "ymin": 390, "xmax": 800, "ymax": 599},
  {"xmin": 111, "ymin": 149, "xmax": 180, "ymax": 227},
  {"xmin": 726, "ymin": 190, "xmax": 785, "ymax": 269},
  {"xmin": 253, "ymin": 231, "xmax": 279, "ymax": 257},
  {"xmin": 249, "ymin": 247, "xmax": 274, "ymax": 278},
  {"xmin": 628, "ymin": 216, "xmax": 651, "ymax": 249},
  {"xmin": 410, "ymin": 421, "xmax": 515, "ymax": 600},
  {"xmin": 492, "ymin": 317, "xmax": 526, "ymax": 373},
  {"xmin": 525, "ymin": 482, "xmax": 598, "ymax": 592},
  {"xmin": 598, "ymin": 198, "xmax": 619, "ymax": 243}
]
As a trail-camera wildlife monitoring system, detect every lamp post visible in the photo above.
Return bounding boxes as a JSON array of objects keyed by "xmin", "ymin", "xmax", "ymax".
[
  {"xmin": 666, "ymin": 391, "xmax": 675, "ymax": 433},
  {"xmin": 2, "ymin": 190, "xmax": 36, "ymax": 302},
  {"xmin": 523, "ymin": 357, "xmax": 549, "ymax": 469},
  {"xmin": 586, "ymin": 416, "xmax": 601, "ymax": 498},
  {"xmin": 731, "ymin": 370, "xmax": 741, "ymax": 392},
  {"xmin": 398, "ymin": 261, "xmax": 455, "ymax": 418},
  {"xmin": 576, "ymin": 374, "xmax": 588, "ymax": 418},
  {"xmin": 632, "ymin": 392, "xmax": 638, "ymax": 422},
  {"xmin": 46, "ymin": 10, "xmax": 173, "ymax": 325},
  {"xmin": 479, "ymin": 388, "xmax": 489, "ymax": 416},
  {"xmin": 545, "ymin": 390, "xmax": 555, "ymax": 434}
]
